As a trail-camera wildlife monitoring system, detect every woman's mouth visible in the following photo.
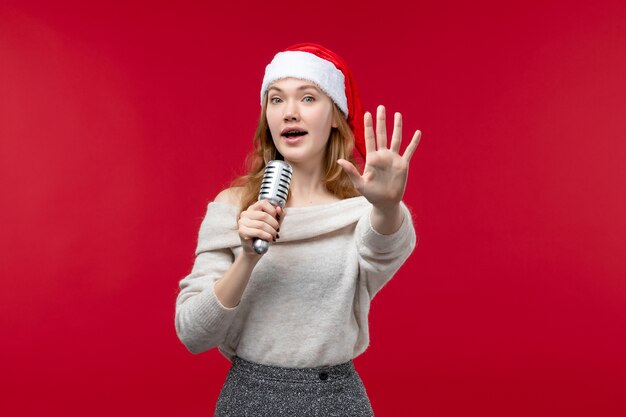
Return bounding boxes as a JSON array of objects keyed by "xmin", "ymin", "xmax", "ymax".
[{"xmin": 281, "ymin": 131, "xmax": 308, "ymax": 143}]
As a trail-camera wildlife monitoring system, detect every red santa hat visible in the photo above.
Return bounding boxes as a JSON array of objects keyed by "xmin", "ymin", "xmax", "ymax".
[{"xmin": 260, "ymin": 43, "xmax": 366, "ymax": 159}]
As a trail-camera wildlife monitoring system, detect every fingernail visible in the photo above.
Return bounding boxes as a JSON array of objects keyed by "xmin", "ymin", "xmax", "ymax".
[
  {"xmin": 277, "ymin": 227, "xmax": 280, "ymax": 232},
  {"xmin": 276, "ymin": 234, "xmax": 280, "ymax": 239}
]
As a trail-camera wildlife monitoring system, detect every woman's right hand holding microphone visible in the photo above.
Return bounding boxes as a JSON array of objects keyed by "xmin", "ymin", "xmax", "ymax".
[{"xmin": 237, "ymin": 200, "xmax": 283, "ymax": 256}]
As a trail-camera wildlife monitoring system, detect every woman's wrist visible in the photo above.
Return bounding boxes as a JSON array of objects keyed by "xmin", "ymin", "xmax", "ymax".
[
  {"xmin": 370, "ymin": 203, "xmax": 403, "ymax": 235},
  {"xmin": 238, "ymin": 249, "xmax": 263, "ymax": 266}
]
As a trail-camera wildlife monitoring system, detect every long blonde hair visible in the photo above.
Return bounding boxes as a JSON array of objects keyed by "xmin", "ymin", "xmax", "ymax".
[{"xmin": 232, "ymin": 95, "xmax": 361, "ymax": 212}]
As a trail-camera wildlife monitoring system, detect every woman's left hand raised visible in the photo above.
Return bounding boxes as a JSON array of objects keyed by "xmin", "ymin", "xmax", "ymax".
[{"xmin": 337, "ymin": 105, "xmax": 421, "ymax": 211}]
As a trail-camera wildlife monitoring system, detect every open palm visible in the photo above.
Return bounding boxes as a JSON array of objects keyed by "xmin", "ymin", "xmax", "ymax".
[{"xmin": 338, "ymin": 105, "xmax": 421, "ymax": 209}]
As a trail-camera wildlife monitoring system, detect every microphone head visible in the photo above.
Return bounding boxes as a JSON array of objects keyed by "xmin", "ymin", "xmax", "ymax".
[{"xmin": 258, "ymin": 160, "xmax": 293, "ymax": 208}]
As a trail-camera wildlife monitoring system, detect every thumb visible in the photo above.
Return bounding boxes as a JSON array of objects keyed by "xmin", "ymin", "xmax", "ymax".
[{"xmin": 336, "ymin": 159, "xmax": 363, "ymax": 189}]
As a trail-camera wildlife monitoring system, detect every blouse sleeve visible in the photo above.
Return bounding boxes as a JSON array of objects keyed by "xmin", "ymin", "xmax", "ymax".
[
  {"xmin": 174, "ymin": 203, "xmax": 241, "ymax": 354},
  {"xmin": 355, "ymin": 202, "xmax": 418, "ymax": 299}
]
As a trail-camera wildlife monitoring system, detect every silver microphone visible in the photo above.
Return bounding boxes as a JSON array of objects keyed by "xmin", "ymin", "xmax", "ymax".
[{"xmin": 252, "ymin": 160, "xmax": 293, "ymax": 254}]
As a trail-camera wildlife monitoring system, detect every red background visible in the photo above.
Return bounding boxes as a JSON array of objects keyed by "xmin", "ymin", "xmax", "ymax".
[{"xmin": 2, "ymin": 1, "xmax": 625, "ymax": 416}]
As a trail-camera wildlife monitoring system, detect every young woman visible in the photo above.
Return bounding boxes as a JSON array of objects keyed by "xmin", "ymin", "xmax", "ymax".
[{"xmin": 175, "ymin": 43, "xmax": 421, "ymax": 416}]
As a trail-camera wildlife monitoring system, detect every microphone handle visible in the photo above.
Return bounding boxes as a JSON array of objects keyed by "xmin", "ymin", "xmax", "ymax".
[{"xmin": 252, "ymin": 198, "xmax": 284, "ymax": 255}]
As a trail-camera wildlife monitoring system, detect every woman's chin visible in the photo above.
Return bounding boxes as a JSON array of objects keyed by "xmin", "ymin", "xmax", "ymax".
[
  {"xmin": 281, "ymin": 152, "xmax": 322, "ymax": 167},
  {"xmin": 281, "ymin": 154, "xmax": 308, "ymax": 164}
]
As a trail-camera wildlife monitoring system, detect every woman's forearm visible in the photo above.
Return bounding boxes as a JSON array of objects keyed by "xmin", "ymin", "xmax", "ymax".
[{"xmin": 214, "ymin": 252, "xmax": 260, "ymax": 308}]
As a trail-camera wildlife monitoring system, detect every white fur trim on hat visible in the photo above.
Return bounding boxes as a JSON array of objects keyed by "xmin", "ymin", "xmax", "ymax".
[{"xmin": 260, "ymin": 50, "xmax": 348, "ymax": 117}]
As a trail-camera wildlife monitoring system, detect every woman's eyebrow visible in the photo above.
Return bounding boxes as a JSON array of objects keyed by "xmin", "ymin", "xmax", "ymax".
[{"xmin": 268, "ymin": 85, "xmax": 320, "ymax": 93}]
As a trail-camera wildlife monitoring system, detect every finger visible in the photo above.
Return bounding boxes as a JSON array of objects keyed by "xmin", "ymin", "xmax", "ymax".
[
  {"xmin": 240, "ymin": 226, "xmax": 276, "ymax": 243},
  {"xmin": 337, "ymin": 159, "xmax": 364, "ymax": 189},
  {"xmin": 402, "ymin": 130, "xmax": 422, "ymax": 162},
  {"xmin": 239, "ymin": 219, "xmax": 278, "ymax": 239},
  {"xmin": 376, "ymin": 105, "xmax": 388, "ymax": 149},
  {"xmin": 363, "ymin": 112, "xmax": 375, "ymax": 154},
  {"xmin": 389, "ymin": 112, "xmax": 402, "ymax": 153},
  {"xmin": 254, "ymin": 200, "xmax": 279, "ymax": 216},
  {"xmin": 276, "ymin": 206, "xmax": 284, "ymax": 222},
  {"xmin": 250, "ymin": 200, "xmax": 279, "ymax": 222},
  {"xmin": 254, "ymin": 212, "xmax": 280, "ymax": 231},
  {"xmin": 242, "ymin": 207, "xmax": 280, "ymax": 230}
]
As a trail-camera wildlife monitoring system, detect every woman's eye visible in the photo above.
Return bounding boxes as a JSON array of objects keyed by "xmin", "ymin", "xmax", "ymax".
[
  {"xmin": 303, "ymin": 96, "xmax": 315, "ymax": 103},
  {"xmin": 270, "ymin": 97, "xmax": 282, "ymax": 104}
]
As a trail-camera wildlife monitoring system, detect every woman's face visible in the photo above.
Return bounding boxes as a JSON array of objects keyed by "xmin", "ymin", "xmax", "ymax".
[{"xmin": 265, "ymin": 78, "xmax": 338, "ymax": 166}]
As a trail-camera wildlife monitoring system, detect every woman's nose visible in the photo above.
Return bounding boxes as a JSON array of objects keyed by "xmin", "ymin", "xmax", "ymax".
[{"xmin": 283, "ymin": 100, "xmax": 300, "ymax": 121}]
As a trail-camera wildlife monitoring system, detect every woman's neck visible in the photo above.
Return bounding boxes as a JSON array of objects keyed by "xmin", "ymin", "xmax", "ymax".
[{"xmin": 286, "ymin": 160, "xmax": 339, "ymax": 207}]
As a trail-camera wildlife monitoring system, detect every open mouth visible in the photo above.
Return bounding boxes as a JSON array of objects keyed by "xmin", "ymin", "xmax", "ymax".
[{"xmin": 282, "ymin": 130, "xmax": 308, "ymax": 138}]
